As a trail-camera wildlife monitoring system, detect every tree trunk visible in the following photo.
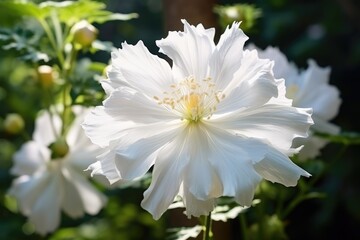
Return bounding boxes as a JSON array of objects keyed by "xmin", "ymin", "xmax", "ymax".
[{"xmin": 162, "ymin": 0, "xmax": 218, "ymax": 32}]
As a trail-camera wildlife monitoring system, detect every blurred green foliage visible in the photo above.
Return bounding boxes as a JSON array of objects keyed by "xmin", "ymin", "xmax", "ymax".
[{"xmin": 1, "ymin": 0, "xmax": 359, "ymax": 239}]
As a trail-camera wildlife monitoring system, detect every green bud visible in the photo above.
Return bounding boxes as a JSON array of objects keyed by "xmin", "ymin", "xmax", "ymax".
[
  {"xmin": 71, "ymin": 20, "xmax": 98, "ymax": 48},
  {"xmin": 4, "ymin": 113, "xmax": 25, "ymax": 134},
  {"xmin": 50, "ymin": 138, "xmax": 69, "ymax": 158},
  {"xmin": 37, "ymin": 65, "xmax": 54, "ymax": 88},
  {"xmin": 214, "ymin": 4, "xmax": 262, "ymax": 32}
]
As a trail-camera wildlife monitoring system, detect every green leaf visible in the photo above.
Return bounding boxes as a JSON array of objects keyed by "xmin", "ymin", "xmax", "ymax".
[
  {"xmin": 0, "ymin": 0, "xmax": 137, "ymax": 27},
  {"xmin": 211, "ymin": 205, "xmax": 249, "ymax": 222},
  {"xmin": 87, "ymin": 12, "xmax": 139, "ymax": 24},
  {"xmin": 40, "ymin": 0, "xmax": 138, "ymax": 26},
  {"xmin": 166, "ymin": 226, "xmax": 203, "ymax": 240},
  {"xmin": 0, "ymin": 1, "xmax": 48, "ymax": 24}
]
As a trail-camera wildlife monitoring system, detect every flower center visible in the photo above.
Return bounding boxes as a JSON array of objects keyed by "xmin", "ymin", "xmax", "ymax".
[
  {"xmin": 285, "ymin": 84, "xmax": 299, "ymax": 99},
  {"xmin": 154, "ymin": 76, "xmax": 224, "ymax": 123}
]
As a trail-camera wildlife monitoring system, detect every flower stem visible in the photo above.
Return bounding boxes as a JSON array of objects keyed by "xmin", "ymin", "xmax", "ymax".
[
  {"xmin": 239, "ymin": 213, "xmax": 249, "ymax": 240},
  {"xmin": 203, "ymin": 212, "xmax": 212, "ymax": 240}
]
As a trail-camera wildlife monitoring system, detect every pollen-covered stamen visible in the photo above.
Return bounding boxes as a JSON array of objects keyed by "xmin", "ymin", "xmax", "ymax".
[{"xmin": 153, "ymin": 76, "xmax": 225, "ymax": 122}]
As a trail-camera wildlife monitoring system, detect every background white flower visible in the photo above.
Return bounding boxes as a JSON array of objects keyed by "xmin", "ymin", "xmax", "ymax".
[
  {"xmin": 252, "ymin": 46, "xmax": 342, "ymax": 160},
  {"xmin": 8, "ymin": 107, "xmax": 107, "ymax": 235},
  {"xmin": 83, "ymin": 20, "xmax": 313, "ymax": 220}
]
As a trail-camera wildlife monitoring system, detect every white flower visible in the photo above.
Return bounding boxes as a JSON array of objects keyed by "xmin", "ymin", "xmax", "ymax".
[
  {"xmin": 83, "ymin": 20, "xmax": 313, "ymax": 220},
  {"xmin": 253, "ymin": 46, "xmax": 341, "ymax": 160},
  {"xmin": 8, "ymin": 107, "xmax": 107, "ymax": 235}
]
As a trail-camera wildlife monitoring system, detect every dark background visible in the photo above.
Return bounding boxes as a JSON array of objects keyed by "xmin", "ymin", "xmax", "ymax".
[{"xmin": 0, "ymin": 0, "xmax": 359, "ymax": 239}]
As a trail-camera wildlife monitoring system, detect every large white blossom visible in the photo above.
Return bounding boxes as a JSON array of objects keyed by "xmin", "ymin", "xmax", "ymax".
[
  {"xmin": 253, "ymin": 46, "xmax": 341, "ymax": 160},
  {"xmin": 8, "ymin": 107, "xmax": 107, "ymax": 235},
  {"xmin": 83, "ymin": 20, "xmax": 313, "ymax": 220}
]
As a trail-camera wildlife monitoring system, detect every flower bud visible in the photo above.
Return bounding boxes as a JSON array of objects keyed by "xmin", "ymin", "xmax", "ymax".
[
  {"xmin": 214, "ymin": 4, "xmax": 262, "ymax": 32},
  {"xmin": 3, "ymin": 113, "xmax": 25, "ymax": 134},
  {"xmin": 71, "ymin": 20, "xmax": 98, "ymax": 48},
  {"xmin": 37, "ymin": 65, "xmax": 54, "ymax": 87},
  {"xmin": 50, "ymin": 137, "xmax": 69, "ymax": 158}
]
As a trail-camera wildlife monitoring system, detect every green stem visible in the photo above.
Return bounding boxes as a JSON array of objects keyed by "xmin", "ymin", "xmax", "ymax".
[
  {"xmin": 239, "ymin": 213, "xmax": 249, "ymax": 240},
  {"xmin": 38, "ymin": 18, "xmax": 65, "ymax": 66},
  {"xmin": 203, "ymin": 212, "xmax": 212, "ymax": 240},
  {"xmin": 60, "ymin": 46, "xmax": 78, "ymax": 136}
]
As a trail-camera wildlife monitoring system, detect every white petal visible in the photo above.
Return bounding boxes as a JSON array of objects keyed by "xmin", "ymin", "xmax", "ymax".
[
  {"xmin": 60, "ymin": 168, "xmax": 85, "ymax": 218},
  {"xmin": 254, "ymin": 147, "xmax": 311, "ymax": 186},
  {"xmin": 210, "ymin": 22, "xmax": 248, "ymax": 90},
  {"xmin": 252, "ymin": 45, "xmax": 298, "ymax": 81},
  {"xmin": 216, "ymin": 51, "xmax": 278, "ymax": 114},
  {"xmin": 9, "ymin": 172, "xmax": 64, "ymax": 235},
  {"xmin": 102, "ymin": 65, "xmax": 128, "ymax": 94},
  {"xmin": 213, "ymin": 104, "xmax": 313, "ymax": 152},
  {"xmin": 141, "ymin": 131, "xmax": 190, "ymax": 220},
  {"xmin": 115, "ymin": 122, "xmax": 184, "ymax": 180},
  {"xmin": 103, "ymin": 87, "xmax": 177, "ymax": 124},
  {"xmin": 183, "ymin": 125, "xmax": 223, "ymax": 200},
  {"xmin": 8, "ymin": 174, "xmax": 50, "ymax": 216},
  {"xmin": 66, "ymin": 106, "xmax": 91, "ymax": 147},
  {"xmin": 111, "ymin": 41, "xmax": 174, "ymax": 97},
  {"xmin": 205, "ymin": 127, "xmax": 265, "ymax": 206},
  {"xmin": 293, "ymin": 60, "xmax": 341, "ymax": 120},
  {"xmin": 62, "ymin": 166, "xmax": 107, "ymax": 216},
  {"xmin": 180, "ymin": 184, "xmax": 217, "ymax": 218},
  {"xmin": 87, "ymin": 149, "xmax": 122, "ymax": 184},
  {"xmin": 312, "ymin": 116, "xmax": 340, "ymax": 135},
  {"xmin": 33, "ymin": 110, "xmax": 61, "ymax": 146},
  {"xmin": 11, "ymin": 141, "xmax": 49, "ymax": 176},
  {"xmin": 82, "ymin": 106, "xmax": 135, "ymax": 148},
  {"xmin": 294, "ymin": 134, "xmax": 328, "ymax": 160},
  {"xmin": 156, "ymin": 20, "xmax": 215, "ymax": 80},
  {"xmin": 29, "ymin": 172, "xmax": 63, "ymax": 235}
]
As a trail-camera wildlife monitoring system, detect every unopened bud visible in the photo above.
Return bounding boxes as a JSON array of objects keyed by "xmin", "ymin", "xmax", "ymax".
[
  {"xmin": 50, "ymin": 138, "xmax": 69, "ymax": 158},
  {"xmin": 37, "ymin": 65, "xmax": 54, "ymax": 87},
  {"xmin": 71, "ymin": 20, "xmax": 98, "ymax": 48},
  {"xmin": 4, "ymin": 113, "xmax": 25, "ymax": 134}
]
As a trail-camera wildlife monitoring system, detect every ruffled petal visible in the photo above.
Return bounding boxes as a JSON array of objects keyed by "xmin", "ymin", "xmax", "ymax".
[
  {"xmin": 86, "ymin": 148, "xmax": 122, "ymax": 184},
  {"xmin": 110, "ymin": 41, "xmax": 174, "ymax": 97},
  {"xmin": 254, "ymin": 147, "xmax": 311, "ymax": 186},
  {"xmin": 179, "ymin": 184, "xmax": 217, "ymax": 218},
  {"xmin": 115, "ymin": 122, "xmax": 185, "ymax": 180},
  {"xmin": 212, "ymin": 104, "xmax": 313, "ymax": 153},
  {"xmin": 11, "ymin": 141, "xmax": 49, "ymax": 176},
  {"xmin": 250, "ymin": 45, "xmax": 298, "ymax": 82},
  {"xmin": 141, "ymin": 130, "xmax": 190, "ymax": 220},
  {"xmin": 293, "ymin": 134, "xmax": 328, "ymax": 160},
  {"xmin": 61, "ymin": 166, "xmax": 107, "ymax": 216},
  {"xmin": 204, "ymin": 126, "xmax": 265, "ymax": 206},
  {"xmin": 82, "ymin": 106, "xmax": 135, "ymax": 148},
  {"xmin": 292, "ymin": 60, "xmax": 341, "ymax": 120},
  {"xmin": 210, "ymin": 22, "xmax": 248, "ymax": 90},
  {"xmin": 216, "ymin": 50, "xmax": 278, "ymax": 114},
  {"xmin": 103, "ymin": 87, "xmax": 177, "ymax": 124},
  {"xmin": 183, "ymin": 125, "xmax": 223, "ymax": 200},
  {"xmin": 156, "ymin": 19, "xmax": 215, "ymax": 80}
]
